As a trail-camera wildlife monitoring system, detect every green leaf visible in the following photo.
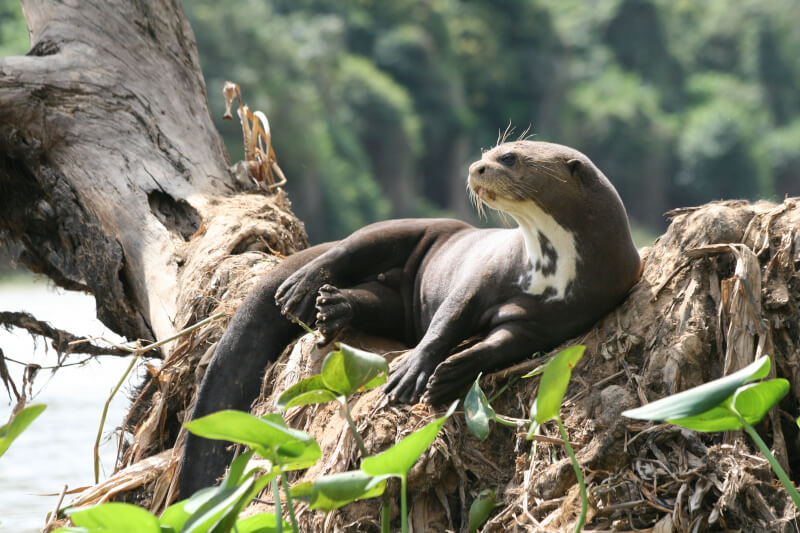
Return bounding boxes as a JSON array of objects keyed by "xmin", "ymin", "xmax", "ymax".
[
  {"xmin": 469, "ymin": 489, "xmax": 500, "ymax": 533},
  {"xmin": 623, "ymin": 356, "xmax": 772, "ymax": 421},
  {"xmin": 520, "ymin": 362, "xmax": 547, "ymax": 379},
  {"xmin": 181, "ymin": 470, "xmax": 276, "ymax": 533},
  {"xmin": 184, "ymin": 410, "xmax": 320, "ymax": 470},
  {"xmin": 0, "ymin": 404, "xmax": 46, "ymax": 457},
  {"xmin": 234, "ymin": 513, "xmax": 289, "ymax": 533},
  {"xmin": 304, "ymin": 470, "xmax": 386, "ymax": 511},
  {"xmin": 321, "ymin": 343, "xmax": 389, "ymax": 396},
  {"xmin": 733, "ymin": 379, "xmax": 789, "ymax": 421},
  {"xmin": 159, "ymin": 499, "xmax": 191, "ymax": 531},
  {"xmin": 52, "ymin": 528, "xmax": 90, "ymax": 533},
  {"xmin": 532, "ymin": 346, "xmax": 585, "ymax": 424},
  {"xmin": 283, "ymin": 389, "xmax": 340, "ymax": 410},
  {"xmin": 182, "ymin": 480, "xmax": 254, "ymax": 532},
  {"xmin": 278, "ymin": 375, "xmax": 338, "ymax": 410},
  {"xmin": 796, "ymin": 416, "xmax": 800, "ymax": 429},
  {"xmin": 68, "ymin": 503, "xmax": 160, "ymax": 533},
  {"xmin": 361, "ymin": 401, "xmax": 457, "ymax": 477},
  {"xmin": 658, "ymin": 379, "xmax": 790, "ymax": 432},
  {"xmin": 464, "ymin": 374, "xmax": 495, "ymax": 441}
]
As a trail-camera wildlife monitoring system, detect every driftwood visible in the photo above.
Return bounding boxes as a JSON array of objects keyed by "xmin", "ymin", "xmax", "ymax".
[{"xmin": 2, "ymin": 2, "xmax": 800, "ymax": 532}]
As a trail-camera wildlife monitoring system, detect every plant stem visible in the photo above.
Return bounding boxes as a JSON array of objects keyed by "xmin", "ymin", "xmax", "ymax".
[
  {"xmin": 381, "ymin": 490, "xmax": 391, "ymax": 533},
  {"xmin": 94, "ymin": 351, "xmax": 139, "ymax": 483},
  {"xmin": 400, "ymin": 474, "xmax": 408, "ymax": 533},
  {"xmin": 556, "ymin": 416, "xmax": 587, "ymax": 533},
  {"xmin": 488, "ymin": 375, "xmax": 519, "ymax": 403},
  {"xmin": 494, "ymin": 414, "xmax": 523, "ymax": 427},
  {"xmin": 340, "ymin": 398, "xmax": 368, "ymax": 456},
  {"xmin": 281, "ymin": 470, "xmax": 301, "ymax": 533},
  {"xmin": 739, "ymin": 415, "xmax": 800, "ymax": 509},
  {"xmin": 93, "ymin": 312, "xmax": 224, "ymax": 482},
  {"xmin": 272, "ymin": 476, "xmax": 283, "ymax": 533}
]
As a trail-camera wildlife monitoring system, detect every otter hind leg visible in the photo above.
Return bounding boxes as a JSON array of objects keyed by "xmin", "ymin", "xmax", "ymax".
[
  {"xmin": 315, "ymin": 277, "xmax": 406, "ymax": 344},
  {"xmin": 315, "ymin": 284, "xmax": 355, "ymax": 343}
]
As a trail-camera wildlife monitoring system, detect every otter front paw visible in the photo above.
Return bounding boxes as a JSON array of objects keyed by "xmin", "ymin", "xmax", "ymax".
[
  {"xmin": 315, "ymin": 284, "xmax": 354, "ymax": 344},
  {"xmin": 275, "ymin": 267, "xmax": 332, "ymax": 325},
  {"xmin": 383, "ymin": 353, "xmax": 437, "ymax": 404}
]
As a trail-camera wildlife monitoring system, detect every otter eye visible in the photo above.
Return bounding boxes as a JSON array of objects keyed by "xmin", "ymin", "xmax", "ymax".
[{"xmin": 498, "ymin": 152, "xmax": 517, "ymax": 167}]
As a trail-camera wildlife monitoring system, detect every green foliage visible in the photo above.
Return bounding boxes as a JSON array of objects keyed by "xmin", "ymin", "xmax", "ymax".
[
  {"xmin": 468, "ymin": 489, "xmax": 500, "ymax": 533},
  {"xmin": 464, "ymin": 374, "xmax": 496, "ymax": 441},
  {"xmin": 291, "ymin": 470, "xmax": 385, "ymax": 511},
  {"xmin": 530, "ymin": 346, "xmax": 585, "ymax": 427},
  {"xmin": 0, "ymin": 404, "xmax": 46, "ymax": 457},
  {"xmin": 362, "ymin": 400, "xmax": 458, "ymax": 533},
  {"xmin": 184, "ymin": 411, "xmax": 320, "ymax": 472},
  {"xmin": 3, "ymin": 1, "xmax": 800, "ymax": 239},
  {"xmin": 526, "ymin": 347, "xmax": 588, "ymax": 533},
  {"xmin": 278, "ymin": 343, "xmax": 388, "ymax": 409},
  {"xmin": 622, "ymin": 355, "xmax": 770, "ymax": 422},
  {"xmin": 362, "ymin": 400, "xmax": 457, "ymax": 478}
]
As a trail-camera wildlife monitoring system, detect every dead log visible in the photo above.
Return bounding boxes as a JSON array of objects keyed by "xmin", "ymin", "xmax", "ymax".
[{"xmin": 0, "ymin": 0, "xmax": 306, "ymax": 516}]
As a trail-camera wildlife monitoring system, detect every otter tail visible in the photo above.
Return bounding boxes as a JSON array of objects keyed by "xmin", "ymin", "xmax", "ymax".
[{"xmin": 180, "ymin": 244, "xmax": 332, "ymax": 498}]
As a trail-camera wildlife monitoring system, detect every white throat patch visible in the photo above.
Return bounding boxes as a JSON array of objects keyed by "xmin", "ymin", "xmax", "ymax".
[{"xmin": 512, "ymin": 201, "xmax": 578, "ymax": 301}]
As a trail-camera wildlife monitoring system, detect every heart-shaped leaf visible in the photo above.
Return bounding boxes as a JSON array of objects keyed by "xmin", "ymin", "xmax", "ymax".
[
  {"xmin": 184, "ymin": 410, "xmax": 320, "ymax": 470},
  {"xmin": 278, "ymin": 375, "xmax": 338, "ymax": 410},
  {"xmin": 464, "ymin": 374, "xmax": 495, "ymax": 441},
  {"xmin": 321, "ymin": 344, "xmax": 389, "ymax": 396},
  {"xmin": 623, "ymin": 356, "xmax": 772, "ymax": 421}
]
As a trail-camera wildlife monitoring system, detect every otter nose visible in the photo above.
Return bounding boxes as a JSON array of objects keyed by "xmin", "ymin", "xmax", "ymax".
[{"xmin": 469, "ymin": 161, "xmax": 486, "ymax": 175}]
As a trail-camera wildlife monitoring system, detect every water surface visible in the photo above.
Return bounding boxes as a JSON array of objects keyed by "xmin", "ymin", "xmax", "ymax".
[{"xmin": 0, "ymin": 278, "xmax": 142, "ymax": 532}]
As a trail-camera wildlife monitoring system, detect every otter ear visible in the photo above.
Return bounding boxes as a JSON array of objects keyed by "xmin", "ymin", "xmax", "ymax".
[{"xmin": 567, "ymin": 158, "xmax": 590, "ymax": 185}]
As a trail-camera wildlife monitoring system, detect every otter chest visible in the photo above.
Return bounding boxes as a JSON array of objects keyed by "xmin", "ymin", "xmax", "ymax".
[{"xmin": 514, "ymin": 202, "xmax": 579, "ymax": 301}]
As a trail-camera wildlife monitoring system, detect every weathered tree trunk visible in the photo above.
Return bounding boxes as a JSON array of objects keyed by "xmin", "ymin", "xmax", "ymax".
[
  {"xmin": 3, "ymin": 2, "xmax": 800, "ymax": 533},
  {"xmin": 0, "ymin": 0, "xmax": 306, "ymax": 516},
  {"xmin": 0, "ymin": 0, "xmax": 304, "ymax": 346}
]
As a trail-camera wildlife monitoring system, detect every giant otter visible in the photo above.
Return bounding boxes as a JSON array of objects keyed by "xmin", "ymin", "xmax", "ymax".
[{"xmin": 180, "ymin": 141, "xmax": 642, "ymax": 496}]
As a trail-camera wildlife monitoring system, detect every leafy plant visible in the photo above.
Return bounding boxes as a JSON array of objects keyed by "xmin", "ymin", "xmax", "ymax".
[
  {"xmin": 529, "ymin": 345, "xmax": 587, "ymax": 533},
  {"xmin": 463, "ymin": 374, "xmax": 517, "ymax": 441},
  {"xmin": 623, "ymin": 355, "xmax": 800, "ymax": 509},
  {"xmin": 290, "ymin": 470, "xmax": 386, "ymax": 511},
  {"xmin": 184, "ymin": 411, "xmax": 321, "ymax": 531},
  {"xmin": 468, "ymin": 489, "xmax": 501, "ymax": 533},
  {"xmin": 54, "ymin": 452, "xmax": 287, "ymax": 533},
  {"xmin": 0, "ymin": 403, "xmax": 45, "ymax": 458},
  {"xmin": 278, "ymin": 343, "xmax": 388, "ymax": 456},
  {"xmin": 361, "ymin": 400, "xmax": 458, "ymax": 533}
]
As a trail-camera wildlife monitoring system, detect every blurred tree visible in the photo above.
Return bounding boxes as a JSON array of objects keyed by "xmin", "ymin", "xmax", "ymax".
[{"xmin": 3, "ymin": 0, "xmax": 798, "ymax": 241}]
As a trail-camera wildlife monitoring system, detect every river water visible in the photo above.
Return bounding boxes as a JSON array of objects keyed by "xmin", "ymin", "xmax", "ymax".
[{"xmin": 0, "ymin": 277, "xmax": 142, "ymax": 532}]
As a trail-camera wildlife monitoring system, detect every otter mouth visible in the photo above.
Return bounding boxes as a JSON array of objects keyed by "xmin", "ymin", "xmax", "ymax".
[{"xmin": 471, "ymin": 184, "xmax": 497, "ymax": 202}]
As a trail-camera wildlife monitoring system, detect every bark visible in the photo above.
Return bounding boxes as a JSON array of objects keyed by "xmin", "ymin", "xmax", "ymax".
[{"xmin": 0, "ymin": 0, "xmax": 304, "ymax": 347}]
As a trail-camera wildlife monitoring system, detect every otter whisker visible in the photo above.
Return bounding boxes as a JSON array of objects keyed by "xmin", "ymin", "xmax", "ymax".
[
  {"xmin": 516, "ymin": 124, "xmax": 533, "ymax": 141},
  {"xmin": 496, "ymin": 121, "xmax": 515, "ymax": 147}
]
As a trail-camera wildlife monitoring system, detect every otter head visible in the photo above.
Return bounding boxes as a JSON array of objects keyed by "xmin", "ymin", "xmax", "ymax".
[
  {"xmin": 467, "ymin": 140, "xmax": 639, "ymax": 300},
  {"xmin": 467, "ymin": 141, "xmax": 615, "ymax": 225}
]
